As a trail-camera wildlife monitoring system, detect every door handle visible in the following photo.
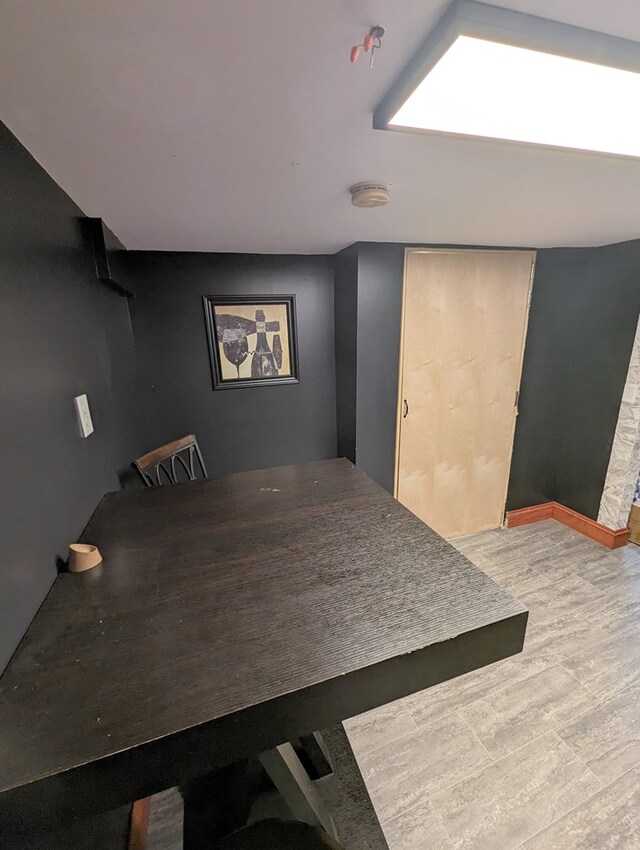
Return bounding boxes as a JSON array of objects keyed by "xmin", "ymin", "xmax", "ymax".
[{"xmin": 403, "ymin": 399, "xmax": 409, "ymax": 418}]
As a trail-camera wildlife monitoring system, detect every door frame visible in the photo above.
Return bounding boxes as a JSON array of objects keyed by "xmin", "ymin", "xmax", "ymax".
[{"xmin": 393, "ymin": 247, "xmax": 537, "ymax": 532}]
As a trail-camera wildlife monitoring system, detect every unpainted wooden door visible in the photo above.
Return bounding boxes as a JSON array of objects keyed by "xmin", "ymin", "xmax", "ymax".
[{"xmin": 396, "ymin": 249, "xmax": 535, "ymax": 538}]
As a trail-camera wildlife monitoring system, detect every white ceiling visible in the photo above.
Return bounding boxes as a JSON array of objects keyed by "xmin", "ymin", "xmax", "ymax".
[{"xmin": 2, "ymin": 0, "xmax": 640, "ymax": 254}]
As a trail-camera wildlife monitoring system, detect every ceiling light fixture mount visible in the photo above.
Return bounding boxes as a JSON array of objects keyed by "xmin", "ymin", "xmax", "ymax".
[
  {"xmin": 350, "ymin": 26, "xmax": 385, "ymax": 69},
  {"xmin": 374, "ymin": 0, "xmax": 640, "ymax": 159}
]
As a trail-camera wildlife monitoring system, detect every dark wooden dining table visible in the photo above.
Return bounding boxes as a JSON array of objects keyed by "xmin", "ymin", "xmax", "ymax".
[{"xmin": 0, "ymin": 458, "xmax": 528, "ymax": 846}]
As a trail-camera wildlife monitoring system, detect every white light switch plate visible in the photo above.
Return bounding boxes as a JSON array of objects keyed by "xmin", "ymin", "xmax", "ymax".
[{"xmin": 74, "ymin": 394, "xmax": 94, "ymax": 437}]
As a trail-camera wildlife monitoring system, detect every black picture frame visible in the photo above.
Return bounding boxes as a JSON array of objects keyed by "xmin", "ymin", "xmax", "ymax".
[{"xmin": 203, "ymin": 294, "xmax": 300, "ymax": 390}]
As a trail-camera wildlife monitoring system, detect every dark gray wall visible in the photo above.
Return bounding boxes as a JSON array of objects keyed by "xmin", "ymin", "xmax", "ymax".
[
  {"xmin": 126, "ymin": 252, "xmax": 337, "ymax": 477},
  {"xmin": 508, "ymin": 240, "xmax": 640, "ymax": 519},
  {"xmin": 0, "ymin": 121, "xmax": 147, "ymax": 673},
  {"xmin": 334, "ymin": 245, "xmax": 358, "ymax": 463},
  {"xmin": 355, "ymin": 244, "xmax": 406, "ymax": 492}
]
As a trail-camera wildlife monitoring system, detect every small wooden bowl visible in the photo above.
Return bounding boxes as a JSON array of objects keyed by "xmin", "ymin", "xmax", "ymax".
[{"xmin": 68, "ymin": 543, "xmax": 102, "ymax": 573}]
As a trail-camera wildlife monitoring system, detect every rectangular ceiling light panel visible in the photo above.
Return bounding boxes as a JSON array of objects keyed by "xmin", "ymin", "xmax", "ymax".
[
  {"xmin": 377, "ymin": 1, "xmax": 640, "ymax": 158},
  {"xmin": 390, "ymin": 35, "xmax": 640, "ymax": 157}
]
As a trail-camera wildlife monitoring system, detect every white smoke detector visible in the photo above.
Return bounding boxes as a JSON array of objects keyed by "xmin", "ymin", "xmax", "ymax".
[{"xmin": 349, "ymin": 181, "xmax": 390, "ymax": 208}]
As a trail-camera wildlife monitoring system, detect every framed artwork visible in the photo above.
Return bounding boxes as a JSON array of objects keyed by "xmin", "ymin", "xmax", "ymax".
[{"xmin": 203, "ymin": 294, "xmax": 300, "ymax": 390}]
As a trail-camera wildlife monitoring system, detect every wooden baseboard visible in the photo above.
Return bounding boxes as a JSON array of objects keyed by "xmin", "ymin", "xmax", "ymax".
[
  {"xmin": 506, "ymin": 503, "xmax": 555, "ymax": 527},
  {"xmin": 507, "ymin": 502, "xmax": 630, "ymax": 549},
  {"xmin": 552, "ymin": 504, "xmax": 630, "ymax": 549},
  {"xmin": 128, "ymin": 798, "xmax": 151, "ymax": 850}
]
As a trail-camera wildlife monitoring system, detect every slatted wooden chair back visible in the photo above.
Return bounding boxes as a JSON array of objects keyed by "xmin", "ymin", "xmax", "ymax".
[{"xmin": 133, "ymin": 435, "xmax": 207, "ymax": 487}]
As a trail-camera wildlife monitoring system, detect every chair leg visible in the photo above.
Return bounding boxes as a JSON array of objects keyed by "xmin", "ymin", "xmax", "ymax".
[
  {"xmin": 259, "ymin": 743, "xmax": 337, "ymax": 839},
  {"xmin": 181, "ymin": 760, "xmax": 259, "ymax": 850},
  {"xmin": 296, "ymin": 732, "xmax": 334, "ymax": 779},
  {"xmin": 319, "ymin": 723, "xmax": 389, "ymax": 850},
  {"xmin": 128, "ymin": 798, "xmax": 151, "ymax": 850}
]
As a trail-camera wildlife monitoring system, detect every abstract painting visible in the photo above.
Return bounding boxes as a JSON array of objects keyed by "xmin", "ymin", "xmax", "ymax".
[{"xmin": 203, "ymin": 295, "xmax": 299, "ymax": 389}]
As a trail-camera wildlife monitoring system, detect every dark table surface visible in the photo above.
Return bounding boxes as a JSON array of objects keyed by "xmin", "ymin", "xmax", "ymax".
[{"xmin": 0, "ymin": 459, "xmax": 527, "ymax": 833}]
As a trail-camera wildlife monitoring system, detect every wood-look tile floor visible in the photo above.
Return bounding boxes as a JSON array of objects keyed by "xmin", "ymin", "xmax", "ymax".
[
  {"xmin": 345, "ymin": 520, "xmax": 640, "ymax": 850},
  {"xmin": 148, "ymin": 521, "xmax": 640, "ymax": 849}
]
